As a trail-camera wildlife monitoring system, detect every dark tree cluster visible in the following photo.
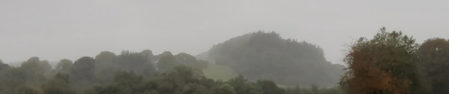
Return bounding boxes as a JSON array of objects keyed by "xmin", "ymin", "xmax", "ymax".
[
  {"xmin": 418, "ymin": 38, "xmax": 449, "ymax": 94},
  {"xmin": 0, "ymin": 57, "xmax": 52, "ymax": 94},
  {"xmin": 0, "ymin": 50, "xmax": 212, "ymax": 94},
  {"xmin": 0, "ymin": 55, "xmax": 342, "ymax": 94},
  {"xmin": 157, "ymin": 51, "xmax": 209, "ymax": 72},
  {"xmin": 89, "ymin": 65, "xmax": 344, "ymax": 94}
]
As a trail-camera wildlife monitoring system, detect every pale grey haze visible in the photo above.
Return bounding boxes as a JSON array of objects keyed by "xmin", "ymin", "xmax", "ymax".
[{"xmin": 1, "ymin": 0, "xmax": 448, "ymax": 64}]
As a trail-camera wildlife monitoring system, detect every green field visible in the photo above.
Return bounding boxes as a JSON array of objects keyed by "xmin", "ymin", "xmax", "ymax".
[{"xmin": 203, "ymin": 63, "xmax": 237, "ymax": 81}]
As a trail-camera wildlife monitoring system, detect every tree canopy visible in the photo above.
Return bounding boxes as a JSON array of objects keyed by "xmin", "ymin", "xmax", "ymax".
[
  {"xmin": 418, "ymin": 38, "xmax": 449, "ymax": 94},
  {"xmin": 341, "ymin": 28, "xmax": 430, "ymax": 94}
]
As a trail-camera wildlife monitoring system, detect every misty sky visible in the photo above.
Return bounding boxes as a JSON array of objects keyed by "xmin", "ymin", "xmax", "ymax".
[{"xmin": 1, "ymin": 0, "xmax": 448, "ymax": 64}]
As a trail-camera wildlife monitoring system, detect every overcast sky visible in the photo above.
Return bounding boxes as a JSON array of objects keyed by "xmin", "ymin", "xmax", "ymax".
[{"xmin": 1, "ymin": 0, "xmax": 448, "ymax": 64}]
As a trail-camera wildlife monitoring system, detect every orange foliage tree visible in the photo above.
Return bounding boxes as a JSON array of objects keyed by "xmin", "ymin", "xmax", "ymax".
[{"xmin": 340, "ymin": 28, "xmax": 430, "ymax": 94}]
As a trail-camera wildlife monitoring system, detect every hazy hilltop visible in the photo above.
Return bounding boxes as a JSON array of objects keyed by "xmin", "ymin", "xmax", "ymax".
[{"xmin": 205, "ymin": 31, "xmax": 345, "ymax": 87}]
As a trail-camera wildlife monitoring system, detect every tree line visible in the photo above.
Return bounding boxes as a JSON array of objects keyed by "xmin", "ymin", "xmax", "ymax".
[
  {"xmin": 0, "ymin": 50, "xmax": 343, "ymax": 94},
  {"xmin": 0, "ymin": 28, "xmax": 448, "ymax": 94}
]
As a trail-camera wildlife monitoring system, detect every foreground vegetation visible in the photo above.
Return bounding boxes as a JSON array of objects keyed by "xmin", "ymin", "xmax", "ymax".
[
  {"xmin": 0, "ymin": 58, "xmax": 343, "ymax": 94},
  {"xmin": 0, "ymin": 49, "xmax": 344, "ymax": 94},
  {"xmin": 341, "ymin": 28, "xmax": 449, "ymax": 94}
]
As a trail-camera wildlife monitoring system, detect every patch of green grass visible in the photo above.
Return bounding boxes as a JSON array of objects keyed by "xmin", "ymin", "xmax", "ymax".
[{"xmin": 203, "ymin": 63, "xmax": 237, "ymax": 81}]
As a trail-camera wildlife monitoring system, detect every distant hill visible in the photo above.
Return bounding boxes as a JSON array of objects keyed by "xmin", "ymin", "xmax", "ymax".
[{"xmin": 204, "ymin": 31, "xmax": 344, "ymax": 87}]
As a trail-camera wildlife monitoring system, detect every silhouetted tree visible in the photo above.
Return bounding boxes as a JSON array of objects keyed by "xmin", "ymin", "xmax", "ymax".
[
  {"xmin": 94, "ymin": 51, "xmax": 118, "ymax": 84},
  {"xmin": 0, "ymin": 60, "xmax": 10, "ymax": 73},
  {"xmin": 95, "ymin": 51, "xmax": 117, "ymax": 66},
  {"xmin": 0, "ymin": 60, "xmax": 8, "ymax": 75},
  {"xmin": 94, "ymin": 50, "xmax": 157, "ymax": 84},
  {"xmin": 157, "ymin": 51, "xmax": 178, "ymax": 72},
  {"xmin": 70, "ymin": 56, "xmax": 95, "ymax": 89},
  {"xmin": 117, "ymin": 51, "xmax": 156, "ymax": 76},
  {"xmin": 19, "ymin": 57, "xmax": 52, "ymax": 85},
  {"xmin": 56, "ymin": 59, "xmax": 73, "ymax": 74},
  {"xmin": 419, "ymin": 38, "xmax": 449, "ymax": 94},
  {"xmin": 0, "ymin": 60, "xmax": 13, "ymax": 93}
]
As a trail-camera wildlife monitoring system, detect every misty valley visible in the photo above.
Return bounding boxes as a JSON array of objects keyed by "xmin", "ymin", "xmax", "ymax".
[{"xmin": 1, "ymin": 30, "xmax": 449, "ymax": 94}]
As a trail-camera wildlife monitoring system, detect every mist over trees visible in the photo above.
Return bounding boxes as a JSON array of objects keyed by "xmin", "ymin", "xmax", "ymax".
[
  {"xmin": 0, "ymin": 30, "xmax": 448, "ymax": 94},
  {"xmin": 0, "ymin": 50, "xmax": 215, "ymax": 94},
  {"xmin": 206, "ymin": 31, "xmax": 344, "ymax": 87},
  {"xmin": 70, "ymin": 57, "xmax": 96, "ymax": 89},
  {"xmin": 0, "ymin": 31, "xmax": 349, "ymax": 94},
  {"xmin": 0, "ymin": 51, "xmax": 342, "ymax": 94}
]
